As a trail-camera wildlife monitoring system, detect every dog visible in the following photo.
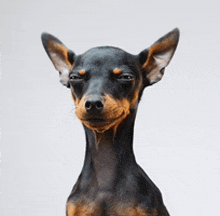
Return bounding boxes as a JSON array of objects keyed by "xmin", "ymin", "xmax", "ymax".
[{"xmin": 41, "ymin": 28, "xmax": 179, "ymax": 216}]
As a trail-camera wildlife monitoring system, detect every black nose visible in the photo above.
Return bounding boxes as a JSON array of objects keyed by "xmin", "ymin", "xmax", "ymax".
[{"xmin": 85, "ymin": 97, "xmax": 104, "ymax": 112}]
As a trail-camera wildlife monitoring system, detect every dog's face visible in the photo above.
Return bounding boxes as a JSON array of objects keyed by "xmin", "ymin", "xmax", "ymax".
[
  {"xmin": 69, "ymin": 47, "xmax": 141, "ymax": 133},
  {"xmin": 41, "ymin": 29, "xmax": 179, "ymax": 133}
]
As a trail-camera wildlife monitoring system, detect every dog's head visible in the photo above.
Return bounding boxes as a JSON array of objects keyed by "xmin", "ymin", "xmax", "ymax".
[{"xmin": 41, "ymin": 29, "xmax": 179, "ymax": 133}]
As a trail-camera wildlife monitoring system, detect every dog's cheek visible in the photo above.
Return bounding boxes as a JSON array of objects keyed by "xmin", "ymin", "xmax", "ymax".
[
  {"xmin": 74, "ymin": 96, "xmax": 87, "ymax": 120},
  {"xmin": 129, "ymin": 90, "xmax": 139, "ymax": 109},
  {"xmin": 104, "ymin": 95, "xmax": 124, "ymax": 119}
]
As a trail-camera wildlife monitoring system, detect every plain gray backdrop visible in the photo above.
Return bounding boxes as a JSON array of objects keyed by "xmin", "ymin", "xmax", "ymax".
[{"xmin": 1, "ymin": 0, "xmax": 220, "ymax": 215}]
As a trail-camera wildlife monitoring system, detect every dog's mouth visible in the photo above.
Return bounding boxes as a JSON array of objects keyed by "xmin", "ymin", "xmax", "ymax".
[
  {"xmin": 80, "ymin": 111, "xmax": 126, "ymax": 132},
  {"xmin": 85, "ymin": 118, "xmax": 106, "ymax": 123},
  {"xmin": 74, "ymin": 95, "xmax": 132, "ymax": 133},
  {"xmin": 81, "ymin": 112, "xmax": 124, "ymax": 125}
]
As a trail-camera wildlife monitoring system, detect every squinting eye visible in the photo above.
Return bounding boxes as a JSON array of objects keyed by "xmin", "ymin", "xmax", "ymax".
[
  {"xmin": 118, "ymin": 75, "xmax": 134, "ymax": 81},
  {"xmin": 69, "ymin": 75, "xmax": 83, "ymax": 81}
]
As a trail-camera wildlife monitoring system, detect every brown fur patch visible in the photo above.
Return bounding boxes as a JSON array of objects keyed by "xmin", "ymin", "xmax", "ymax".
[
  {"xmin": 73, "ymin": 94, "xmax": 130, "ymax": 133},
  {"xmin": 105, "ymin": 95, "xmax": 130, "ymax": 134},
  {"xmin": 74, "ymin": 95, "xmax": 87, "ymax": 117},
  {"xmin": 67, "ymin": 201, "xmax": 159, "ymax": 216},
  {"xmin": 72, "ymin": 90, "xmax": 140, "ymax": 134},
  {"xmin": 143, "ymin": 33, "xmax": 176, "ymax": 68},
  {"xmin": 66, "ymin": 201, "xmax": 100, "ymax": 216},
  {"xmin": 88, "ymin": 95, "xmax": 130, "ymax": 133},
  {"xmin": 130, "ymin": 90, "xmax": 139, "ymax": 109},
  {"xmin": 113, "ymin": 68, "xmax": 122, "ymax": 75},
  {"xmin": 78, "ymin": 69, "xmax": 86, "ymax": 76},
  {"xmin": 48, "ymin": 41, "xmax": 71, "ymax": 67},
  {"xmin": 115, "ymin": 205, "xmax": 156, "ymax": 216}
]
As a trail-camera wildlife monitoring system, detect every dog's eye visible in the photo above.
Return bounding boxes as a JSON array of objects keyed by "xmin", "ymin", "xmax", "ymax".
[
  {"xmin": 118, "ymin": 74, "xmax": 134, "ymax": 81},
  {"xmin": 69, "ymin": 75, "xmax": 83, "ymax": 81}
]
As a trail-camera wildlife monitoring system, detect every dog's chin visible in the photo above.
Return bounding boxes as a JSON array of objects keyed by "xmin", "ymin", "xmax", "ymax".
[{"xmin": 80, "ymin": 112, "xmax": 127, "ymax": 133}]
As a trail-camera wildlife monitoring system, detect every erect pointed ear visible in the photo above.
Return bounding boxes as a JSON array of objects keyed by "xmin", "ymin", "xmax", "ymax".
[
  {"xmin": 139, "ymin": 28, "xmax": 180, "ymax": 86},
  {"xmin": 41, "ymin": 33, "xmax": 75, "ymax": 88}
]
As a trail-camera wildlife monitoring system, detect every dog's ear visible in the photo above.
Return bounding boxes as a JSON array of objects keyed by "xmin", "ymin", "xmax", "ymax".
[
  {"xmin": 41, "ymin": 33, "xmax": 75, "ymax": 88},
  {"xmin": 139, "ymin": 28, "xmax": 179, "ymax": 86}
]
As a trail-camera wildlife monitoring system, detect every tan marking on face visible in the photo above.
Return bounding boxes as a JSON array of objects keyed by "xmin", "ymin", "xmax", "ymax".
[
  {"xmin": 143, "ymin": 34, "xmax": 176, "ymax": 68},
  {"xmin": 78, "ymin": 69, "xmax": 86, "ymax": 76},
  {"xmin": 113, "ymin": 68, "xmax": 122, "ymax": 75},
  {"xmin": 73, "ymin": 93, "xmax": 131, "ymax": 133},
  {"xmin": 130, "ymin": 90, "xmax": 139, "ymax": 109},
  {"xmin": 104, "ymin": 95, "xmax": 130, "ymax": 120},
  {"xmin": 72, "ymin": 90, "xmax": 140, "ymax": 134},
  {"xmin": 86, "ymin": 95, "xmax": 130, "ymax": 133},
  {"xmin": 107, "ymin": 96, "xmax": 131, "ymax": 134},
  {"xmin": 74, "ymin": 95, "xmax": 87, "ymax": 118}
]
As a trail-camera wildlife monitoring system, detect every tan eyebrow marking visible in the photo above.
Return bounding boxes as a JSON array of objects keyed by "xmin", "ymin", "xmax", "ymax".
[
  {"xmin": 78, "ymin": 69, "xmax": 86, "ymax": 75},
  {"xmin": 113, "ymin": 68, "xmax": 122, "ymax": 75}
]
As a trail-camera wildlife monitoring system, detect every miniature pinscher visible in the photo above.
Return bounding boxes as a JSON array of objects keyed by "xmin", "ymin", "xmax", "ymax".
[{"xmin": 41, "ymin": 28, "xmax": 179, "ymax": 216}]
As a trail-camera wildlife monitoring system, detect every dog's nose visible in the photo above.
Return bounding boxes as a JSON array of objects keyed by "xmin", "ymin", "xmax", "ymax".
[{"xmin": 84, "ymin": 96, "xmax": 104, "ymax": 112}]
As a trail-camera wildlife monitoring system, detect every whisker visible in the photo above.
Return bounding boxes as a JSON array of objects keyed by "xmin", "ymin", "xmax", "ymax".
[{"xmin": 69, "ymin": 107, "xmax": 76, "ymax": 113}]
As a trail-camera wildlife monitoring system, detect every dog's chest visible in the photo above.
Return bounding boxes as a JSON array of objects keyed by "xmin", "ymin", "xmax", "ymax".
[{"xmin": 66, "ymin": 193, "xmax": 158, "ymax": 216}]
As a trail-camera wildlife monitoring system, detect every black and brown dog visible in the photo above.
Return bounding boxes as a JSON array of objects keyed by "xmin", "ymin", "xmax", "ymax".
[{"xmin": 41, "ymin": 28, "xmax": 179, "ymax": 216}]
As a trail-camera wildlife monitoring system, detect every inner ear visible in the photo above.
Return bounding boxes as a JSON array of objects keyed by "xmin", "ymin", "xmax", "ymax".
[
  {"xmin": 139, "ymin": 28, "xmax": 180, "ymax": 86},
  {"xmin": 41, "ymin": 33, "xmax": 75, "ymax": 87}
]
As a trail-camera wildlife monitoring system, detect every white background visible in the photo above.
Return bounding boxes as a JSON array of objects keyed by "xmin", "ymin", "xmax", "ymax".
[{"xmin": 1, "ymin": 0, "xmax": 220, "ymax": 215}]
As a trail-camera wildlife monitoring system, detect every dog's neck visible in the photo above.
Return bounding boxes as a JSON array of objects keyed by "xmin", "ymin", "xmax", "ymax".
[{"xmin": 80, "ymin": 110, "xmax": 137, "ymax": 191}]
